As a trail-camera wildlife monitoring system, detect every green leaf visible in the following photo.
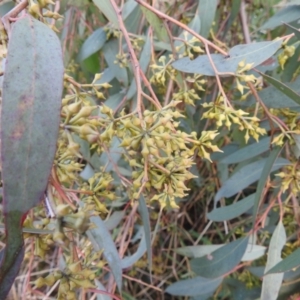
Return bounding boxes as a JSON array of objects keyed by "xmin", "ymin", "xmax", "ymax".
[
  {"xmin": 87, "ymin": 215, "xmax": 122, "ymax": 291},
  {"xmin": 259, "ymin": 71, "xmax": 300, "ymax": 106},
  {"xmin": 0, "ymin": 15, "xmax": 63, "ymax": 298},
  {"xmin": 140, "ymin": 6, "xmax": 169, "ymax": 43},
  {"xmin": 261, "ymin": 221, "xmax": 286, "ymax": 300},
  {"xmin": 267, "ymin": 247, "xmax": 300, "ymax": 274},
  {"xmin": 220, "ymin": 137, "xmax": 271, "ymax": 164},
  {"xmin": 260, "ymin": 5, "xmax": 300, "ymax": 30},
  {"xmin": 191, "ymin": 237, "xmax": 249, "ymax": 278},
  {"xmin": 197, "ymin": 0, "xmax": 218, "ymax": 38},
  {"xmin": 252, "ymin": 147, "xmax": 282, "ymax": 227},
  {"xmin": 207, "ymin": 193, "xmax": 255, "ymax": 221},
  {"xmin": 172, "ymin": 40, "xmax": 282, "ymax": 76},
  {"xmin": 81, "ymin": 52, "xmax": 100, "ymax": 74},
  {"xmin": 165, "ymin": 276, "xmax": 223, "ymax": 296},
  {"xmin": 93, "ymin": 0, "xmax": 118, "ymax": 27},
  {"xmin": 77, "ymin": 28, "xmax": 106, "ymax": 62},
  {"xmin": 138, "ymin": 195, "xmax": 152, "ymax": 272},
  {"xmin": 214, "ymin": 157, "xmax": 288, "ymax": 203}
]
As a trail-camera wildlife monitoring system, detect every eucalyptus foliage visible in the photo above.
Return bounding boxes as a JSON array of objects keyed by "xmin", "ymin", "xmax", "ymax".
[{"xmin": 1, "ymin": 0, "xmax": 300, "ymax": 299}]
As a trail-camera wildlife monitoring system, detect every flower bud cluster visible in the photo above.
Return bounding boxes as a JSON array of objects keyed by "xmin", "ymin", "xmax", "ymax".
[
  {"xmin": 175, "ymin": 34, "xmax": 204, "ymax": 59},
  {"xmin": 276, "ymin": 163, "xmax": 300, "ymax": 195},
  {"xmin": 81, "ymin": 171, "xmax": 117, "ymax": 214},
  {"xmin": 173, "ymin": 88, "xmax": 200, "ymax": 105},
  {"xmin": 278, "ymin": 45, "xmax": 296, "ymax": 70},
  {"xmin": 115, "ymin": 101, "xmax": 222, "ymax": 208},
  {"xmin": 202, "ymin": 98, "xmax": 266, "ymax": 143},
  {"xmin": 28, "ymin": 0, "xmax": 63, "ymax": 32},
  {"xmin": 33, "ymin": 260, "xmax": 97, "ymax": 300},
  {"xmin": 150, "ymin": 55, "xmax": 177, "ymax": 85}
]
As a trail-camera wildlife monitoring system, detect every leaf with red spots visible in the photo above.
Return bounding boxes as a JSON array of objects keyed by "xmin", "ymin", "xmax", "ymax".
[{"xmin": 0, "ymin": 15, "xmax": 64, "ymax": 298}]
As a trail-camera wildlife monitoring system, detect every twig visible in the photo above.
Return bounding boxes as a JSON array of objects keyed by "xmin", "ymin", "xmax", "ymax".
[
  {"xmin": 240, "ymin": 0, "xmax": 251, "ymax": 44},
  {"xmin": 109, "ymin": 0, "xmax": 143, "ymax": 119},
  {"xmin": 135, "ymin": 0, "xmax": 229, "ymax": 56}
]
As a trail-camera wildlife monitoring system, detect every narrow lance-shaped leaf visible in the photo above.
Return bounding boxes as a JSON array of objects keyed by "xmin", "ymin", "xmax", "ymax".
[
  {"xmin": 77, "ymin": 27, "xmax": 107, "ymax": 62},
  {"xmin": 283, "ymin": 22, "xmax": 300, "ymax": 40},
  {"xmin": 191, "ymin": 237, "xmax": 249, "ymax": 278},
  {"xmin": 214, "ymin": 157, "xmax": 288, "ymax": 203},
  {"xmin": 207, "ymin": 193, "xmax": 256, "ymax": 222},
  {"xmin": 166, "ymin": 276, "xmax": 223, "ymax": 297},
  {"xmin": 93, "ymin": 0, "xmax": 118, "ymax": 27},
  {"xmin": 0, "ymin": 15, "xmax": 64, "ymax": 298},
  {"xmin": 197, "ymin": 0, "xmax": 218, "ymax": 38},
  {"xmin": 172, "ymin": 40, "xmax": 282, "ymax": 76},
  {"xmin": 252, "ymin": 146, "xmax": 282, "ymax": 227},
  {"xmin": 246, "ymin": 76, "xmax": 300, "ymax": 109},
  {"xmin": 140, "ymin": 6, "xmax": 170, "ymax": 43},
  {"xmin": 87, "ymin": 215, "xmax": 123, "ymax": 291},
  {"xmin": 138, "ymin": 194, "xmax": 152, "ymax": 272},
  {"xmin": 267, "ymin": 247, "xmax": 300, "ymax": 274},
  {"xmin": 220, "ymin": 137, "xmax": 271, "ymax": 164},
  {"xmin": 259, "ymin": 71, "xmax": 300, "ymax": 106},
  {"xmin": 176, "ymin": 242, "xmax": 266, "ymax": 262},
  {"xmin": 259, "ymin": 5, "xmax": 300, "ymax": 30},
  {"xmin": 261, "ymin": 221, "xmax": 286, "ymax": 300}
]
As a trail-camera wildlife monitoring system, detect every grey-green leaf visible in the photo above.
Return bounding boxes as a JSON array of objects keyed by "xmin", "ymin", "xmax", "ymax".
[
  {"xmin": 259, "ymin": 72, "xmax": 300, "ymax": 106},
  {"xmin": 2, "ymin": 15, "xmax": 64, "ymax": 215},
  {"xmin": 0, "ymin": 15, "xmax": 63, "ymax": 298},
  {"xmin": 126, "ymin": 32, "xmax": 151, "ymax": 99},
  {"xmin": 260, "ymin": 5, "xmax": 300, "ymax": 30},
  {"xmin": 93, "ymin": 0, "xmax": 118, "ymax": 27},
  {"xmin": 252, "ymin": 147, "xmax": 282, "ymax": 227},
  {"xmin": 165, "ymin": 276, "xmax": 223, "ymax": 296},
  {"xmin": 77, "ymin": 28, "xmax": 106, "ymax": 62},
  {"xmin": 220, "ymin": 137, "xmax": 271, "ymax": 164},
  {"xmin": 140, "ymin": 6, "xmax": 169, "ymax": 43},
  {"xmin": 283, "ymin": 22, "xmax": 300, "ymax": 40},
  {"xmin": 191, "ymin": 237, "xmax": 249, "ymax": 278},
  {"xmin": 138, "ymin": 195, "xmax": 152, "ymax": 271},
  {"xmin": 207, "ymin": 193, "xmax": 255, "ymax": 221},
  {"xmin": 174, "ymin": 15, "xmax": 201, "ymax": 52},
  {"xmin": 176, "ymin": 243, "xmax": 265, "ymax": 262},
  {"xmin": 214, "ymin": 157, "xmax": 288, "ymax": 203},
  {"xmin": 267, "ymin": 247, "xmax": 300, "ymax": 274},
  {"xmin": 261, "ymin": 221, "xmax": 286, "ymax": 300},
  {"xmin": 87, "ymin": 216, "xmax": 122, "ymax": 291},
  {"xmin": 121, "ymin": 228, "xmax": 146, "ymax": 269},
  {"xmin": 172, "ymin": 40, "xmax": 282, "ymax": 76},
  {"xmin": 246, "ymin": 76, "xmax": 300, "ymax": 109},
  {"xmin": 122, "ymin": 0, "xmax": 138, "ymax": 21},
  {"xmin": 197, "ymin": 0, "xmax": 218, "ymax": 38},
  {"xmin": 103, "ymin": 39, "xmax": 128, "ymax": 86}
]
